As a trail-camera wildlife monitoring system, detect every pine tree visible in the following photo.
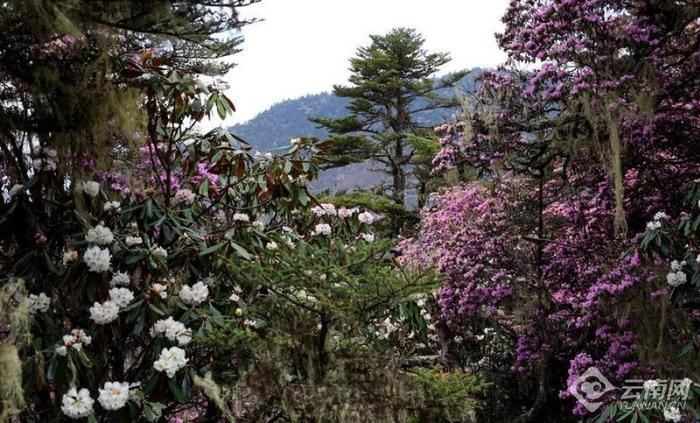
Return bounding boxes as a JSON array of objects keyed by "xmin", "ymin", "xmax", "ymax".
[{"xmin": 311, "ymin": 27, "xmax": 465, "ymax": 206}]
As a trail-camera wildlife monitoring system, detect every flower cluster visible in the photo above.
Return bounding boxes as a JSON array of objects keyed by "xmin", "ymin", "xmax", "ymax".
[
  {"xmin": 83, "ymin": 246, "xmax": 111, "ymax": 272},
  {"xmin": 646, "ymin": 212, "xmax": 669, "ymax": 231},
  {"xmin": 89, "ymin": 300, "xmax": 120, "ymax": 325},
  {"xmin": 27, "ymin": 293, "xmax": 50, "ymax": 314},
  {"xmin": 109, "ymin": 270, "xmax": 130, "ymax": 287},
  {"xmin": 85, "ymin": 224, "xmax": 114, "ymax": 245},
  {"xmin": 153, "ymin": 346, "xmax": 188, "ymax": 378},
  {"xmin": 77, "ymin": 180, "xmax": 100, "ymax": 197},
  {"xmin": 150, "ymin": 317, "xmax": 192, "ymax": 346},
  {"xmin": 61, "ymin": 387, "xmax": 94, "ymax": 419},
  {"xmin": 666, "ymin": 260, "xmax": 687, "ymax": 287},
  {"xmin": 179, "ymin": 281, "xmax": 209, "ymax": 306},
  {"xmin": 56, "ymin": 329, "xmax": 92, "ymax": 356},
  {"xmin": 97, "ymin": 381, "xmax": 131, "ymax": 410},
  {"xmin": 32, "ymin": 146, "xmax": 58, "ymax": 171},
  {"xmin": 174, "ymin": 188, "xmax": 195, "ymax": 204}
]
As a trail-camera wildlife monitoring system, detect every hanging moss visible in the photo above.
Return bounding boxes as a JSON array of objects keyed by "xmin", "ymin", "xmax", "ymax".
[
  {"xmin": 607, "ymin": 112, "xmax": 627, "ymax": 236},
  {"xmin": 0, "ymin": 278, "xmax": 30, "ymax": 422},
  {"xmin": 193, "ymin": 372, "xmax": 236, "ymax": 422}
]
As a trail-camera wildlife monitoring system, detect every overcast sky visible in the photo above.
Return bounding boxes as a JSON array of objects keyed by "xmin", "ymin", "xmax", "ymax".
[{"xmin": 210, "ymin": 0, "xmax": 509, "ymax": 127}]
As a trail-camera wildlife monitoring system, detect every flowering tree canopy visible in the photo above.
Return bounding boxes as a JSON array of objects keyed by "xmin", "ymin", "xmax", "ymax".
[{"xmin": 404, "ymin": 1, "xmax": 700, "ymax": 420}]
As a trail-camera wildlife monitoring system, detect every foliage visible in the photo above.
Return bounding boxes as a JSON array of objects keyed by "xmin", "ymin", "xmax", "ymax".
[
  {"xmin": 409, "ymin": 366, "xmax": 488, "ymax": 421},
  {"xmin": 0, "ymin": 28, "xmax": 483, "ymax": 423}
]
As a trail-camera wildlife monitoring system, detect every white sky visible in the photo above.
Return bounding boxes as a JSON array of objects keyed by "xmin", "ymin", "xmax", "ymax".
[{"xmin": 209, "ymin": 0, "xmax": 509, "ymax": 127}]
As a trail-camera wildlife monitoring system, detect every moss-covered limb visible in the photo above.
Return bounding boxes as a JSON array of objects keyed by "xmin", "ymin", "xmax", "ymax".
[
  {"xmin": 193, "ymin": 372, "xmax": 236, "ymax": 423},
  {"xmin": 0, "ymin": 278, "xmax": 30, "ymax": 422},
  {"xmin": 607, "ymin": 112, "xmax": 628, "ymax": 236}
]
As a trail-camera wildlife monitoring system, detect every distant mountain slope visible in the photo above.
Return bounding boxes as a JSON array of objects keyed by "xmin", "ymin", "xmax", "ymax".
[
  {"xmin": 230, "ymin": 70, "xmax": 482, "ymax": 196},
  {"xmin": 232, "ymin": 93, "xmax": 348, "ymax": 152}
]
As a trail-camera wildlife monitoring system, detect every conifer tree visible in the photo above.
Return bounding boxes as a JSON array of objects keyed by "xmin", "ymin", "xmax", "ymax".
[{"xmin": 311, "ymin": 27, "xmax": 465, "ymax": 206}]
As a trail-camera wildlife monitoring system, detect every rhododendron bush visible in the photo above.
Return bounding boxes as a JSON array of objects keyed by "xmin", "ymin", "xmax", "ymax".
[{"xmin": 401, "ymin": 0, "xmax": 700, "ymax": 421}]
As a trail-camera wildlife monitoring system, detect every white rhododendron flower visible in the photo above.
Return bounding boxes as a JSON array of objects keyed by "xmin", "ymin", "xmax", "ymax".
[
  {"xmin": 667, "ymin": 260, "xmax": 688, "ymax": 287},
  {"xmin": 670, "ymin": 260, "xmax": 686, "ymax": 271},
  {"xmin": 667, "ymin": 271, "xmax": 687, "ymax": 287},
  {"xmin": 89, "ymin": 301, "xmax": 119, "ymax": 325},
  {"xmin": 266, "ymin": 241, "xmax": 279, "ymax": 251},
  {"xmin": 254, "ymin": 151, "xmax": 273, "ymax": 161},
  {"xmin": 109, "ymin": 287, "xmax": 134, "ymax": 308},
  {"xmin": 83, "ymin": 246, "xmax": 111, "ymax": 272},
  {"xmin": 150, "ymin": 317, "xmax": 191, "ymax": 345},
  {"xmin": 233, "ymin": 212, "xmax": 250, "ymax": 222},
  {"xmin": 9, "ymin": 183, "xmax": 25, "ymax": 197},
  {"xmin": 110, "ymin": 271, "xmax": 130, "ymax": 287},
  {"xmin": 654, "ymin": 211, "xmax": 670, "ymax": 221},
  {"xmin": 154, "ymin": 347, "xmax": 188, "ymax": 377},
  {"xmin": 360, "ymin": 233, "xmax": 375, "ymax": 242},
  {"xmin": 646, "ymin": 220, "xmax": 661, "ymax": 230},
  {"xmin": 313, "ymin": 223, "xmax": 332, "ymax": 236},
  {"xmin": 85, "ymin": 224, "xmax": 114, "ymax": 245},
  {"xmin": 378, "ymin": 317, "xmax": 399, "ymax": 339},
  {"xmin": 125, "ymin": 236, "xmax": 143, "ymax": 246},
  {"xmin": 252, "ymin": 220, "xmax": 266, "ymax": 231},
  {"xmin": 291, "ymin": 137, "xmax": 302, "ymax": 145},
  {"xmin": 77, "ymin": 180, "xmax": 100, "ymax": 197},
  {"xmin": 150, "ymin": 245, "xmax": 168, "ymax": 259},
  {"xmin": 358, "ymin": 211, "xmax": 374, "ymax": 224},
  {"xmin": 103, "ymin": 201, "xmax": 121, "ymax": 212},
  {"xmin": 175, "ymin": 188, "xmax": 195, "ymax": 204},
  {"xmin": 33, "ymin": 147, "xmax": 58, "ymax": 171},
  {"xmin": 179, "ymin": 281, "xmax": 209, "ymax": 306},
  {"xmin": 151, "ymin": 283, "xmax": 168, "ymax": 299},
  {"xmin": 27, "ymin": 292, "xmax": 51, "ymax": 314},
  {"xmin": 63, "ymin": 250, "xmax": 78, "ymax": 265},
  {"xmin": 97, "ymin": 381, "xmax": 130, "ymax": 410},
  {"xmin": 311, "ymin": 203, "xmax": 337, "ymax": 217},
  {"xmin": 338, "ymin": 207, "xmax": 359, "ymax": 219},
  {"xmin": 647, "ymin": 211, "xmax": 670, "ymax": 230},
  {"xmin": 59, "ymin": 329, "xmax": 92, "ymax": 355},
  {"xmin": 61, "ymin": 387, "xmax": 94, "ymax": 419}
]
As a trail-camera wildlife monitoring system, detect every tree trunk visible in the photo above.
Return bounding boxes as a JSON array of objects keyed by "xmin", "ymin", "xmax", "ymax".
[
  {"xmin": 514, "ymin": 352, "xmax": 550, "ymax": 423},
  {"xmin": 391, "ymin": 134, "xmax": 406, "ymax": 206},
  {"xmin": 417, "ymin": 178, "xmax": 427, "ymax": 208},
  {"xmin": 392, "ymin": 164, "xmax": 405, "ymax": 206}
]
